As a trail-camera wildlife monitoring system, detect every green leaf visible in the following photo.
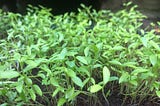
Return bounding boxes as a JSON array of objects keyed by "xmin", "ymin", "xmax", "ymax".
[
  {"xmin": 119, "ymin": 72, "xmax": 129, "ymax": 83},
  {"xmin": 71, "ymin": 76, "xmax": 83, "ymax": 88},
  {"xmin": 109, "ymin": 76, "xmax": 118, "ymax": 81},
  {"xmin": 29, "ymin": 89, "xmax": 36, "ymax": 101},
  {"xmin": 112, "ymin": 45, "xmax": 124, "ymax": 51},
  {"xmin": 23, "ymin": 60, "xmax": 40, "ymax": 72},
  {"xmin": 122, "ymin": 62, "xmax": 137, "ymax": 68},
  {"xmin": 16, "ymin": 81, "xmax": 24, "ymax": 93},
  {"xmin": 156, "ymin": 91, "xmax": 160, "ymax": 97},
  {"xmin": 109, "ymin": 60, "xmax": 122, "ymax": 66},
  {"xmin": 83, "ymin": 78, "xmax": 90, "ymax": 86},
  {"xmin": 41, "ymin": 45, "xmax": 49, "ymax": 52},
  {"xmin": 66, "ymin": 51, "xmax": 78, "ymax": 57},
  {"xmin": 129, "ymin": 80, "xmax": 138, "ymax": 86},
  {"xmin": 25, "ymin": 60, "xmax": 38, "ymax": 66},
  {"xmin": 0, "ymin": 65, "xmax": 6, "ymax": 72},
  {"xmin": 58, "ymin": 33, "xmax": 64, "ymax": 42},
  {"xmin": 149, "ymin": 55, "xmax": 157, "ymax": 66},
  {"xmin": 25, "ymin": 77, "xmax": 32, "ymax": 85},
  {"xmin": 14, "ymin": 53, "xmax": 21, "ymax": 61},
  {"xmin": 105, "ymin": 90, "xmax": 111, "ymax": 97},
  {"xmin": 27, "ymin": 46, "xmax": 32, "ymax": 55},
  {"xmin": 153, "ymin": 81, "xmax": 160, "ymax": 90},
  {"xmin": 58, "ymin": 48, "xmax": 67, "ymax": 60},
  {"xmin": 141, "ymin": 37, "xmax": 148, "ymax": 47},
  {"xmin": 65, "ymin": 61, "xmax": 75, "ymax": 68},
  {"xmin": 93, "ymin": 64, "xmax": 102, "ymax": 68},
  {"xmin": 150, "ymin": 40, "xmax": 160, "ymax": 51},
  {"xmin": 103, "ymin": 66, "xmax": 110, "ymax": 85},
  {"xmin": 128, "ymin": 42, "xmax": 139, "ymax": 49},
  {"xmin": 0, "ymin": 81, "xmax": 15, "ymax": 85},
  {"xmin": 65, "ymin": 69, "xmax": 76, "ymax": 78},
  {"xmin": 90, "ymin": 77, "xmax": 95, "ymax": 85},
  {"xmin": 68, "ymin": 91, "xmax": 81, "ymax": 101},
  {"xmin": 40, "ymin": 65, "xmax": 52, "ymax": 76},
  {"xmin": 77, "ymin": 67, "xmax": 90, "ymax": 77},
  {"xmin": 0, "ymin": 71, "xmax": 19, "ymax": 79},
  {"xmin": 140, "ymin": 71, "xmax": 154, "ymax": 79},
  {"xmin": 33, "ymin": 84, "xmax": 42, "ymax": 96},
  {"xmin": 131, "ymin": 68, "xmax": 149, "ymax": 76},
  {"xmin": 52, "ymin": 88, "xmax": 60, "ymax": 97},
  {"xmin": 0, "ymin": 103, "xmax": 8, "ymax": 106},
  {"xmin": 58, "ymin": 98, "xmax": 66, "ymax": 106},
  {"xmin": 50, "ymin": 77, "xmax": 59, "ymax": 87},
  {"xmin": 89, "ymin": 84, "xmax": 102, "ymax": 93},
  {"xmin": 65, "ymin": 87, "xmax": 74, "ymax": 99},
  {"xmin": 23, "ymin": 65, "xmax": 35, "ymax": 72},
  {"xmin": 84, "ymin": 47, "xmax": 89, "ymax": 57},
  {"xmin": 90, "ymin": 45, "xmax": 99, "ymax": 54},
  {"xmin": 76, "ymin": 56, "xmax": 88, "ymax": 65}
]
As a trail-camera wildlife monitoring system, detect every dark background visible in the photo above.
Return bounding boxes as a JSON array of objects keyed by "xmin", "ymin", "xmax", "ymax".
[{"xmin": 0, "ymin": 0, "xmax": 101, "ymax": 14}]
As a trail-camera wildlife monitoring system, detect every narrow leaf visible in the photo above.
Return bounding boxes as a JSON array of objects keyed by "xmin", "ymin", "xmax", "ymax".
[
  {"xmin": 25, "ymin": 77, "xmax": 32, "ymax": 85},
  {"xmin": 156, "ymin": 91, "xmax": 160, "ymax": 98},
  {"xmin": 29, "ymin": 89, "xmax": 36, "ymax": 101},
  {"xmin": 109, "ymin": 60, "xmax": 122, "ymax": 66},
  {"xmin": 90, "ymin": 84, "xmax": 102, "ymax": 93},
  {"xmin": 27, "ymin": 46, "xmax": 32, "ymax": 55},
  {"xmin": 77, "ymin": 67, "xmax": 90, "ymax": 77},
  {"xmin": 58, "ymin": 48, "xmax": 67, "ymax": 59},
  {"xmin": 119, "ymin": 72, "xmax": 129, "ymax": 83},
  {"xmin": 129, "ymin": 80, "xmax": 138, "ymax": 86},
  {"xmin": 131, "ymin": 68, "xmax": 149, "ymax": 76},
  {"xmin": 52, "ymin": 88, "xmax": 60, "ymax": 97},
  {"xmin": 71, "ymin": 76, "xmax": 83, "ymax": 88},
  {"xmin": 112, "ymin": 45, "xmax": 124, "ymax": 51},
  {"xmin": 33, "ymin": 84, "xmax": 42, "ymax": 96},
  {"xmin": 0, "ymin": 71, "xmax": 19, "ymax": 79},
  {"xmin": 76, "ymin": 56, "xmax": 88, "ymax": 65},
  {"xmin": 58, "ymin": 98, "xmax": 66, "ymax": 106},
  {"xmin": 103, "ymin": 66, "xmax": 110, "ymax": 85},
  {"xmin": 150, "ymin": 40, "xmax": 160, "ymax": 51},
  {"xmin": 65, "ymin": 61, "xmax": 75, "ymax": 68},
  {"xmin": 50, "ymin": 77, "xmax": 59, "ymax": 87},
  {"xmin": 16, "ymin": 81, "xmax": 24, "ymax": 93},
  {"xmin": 68, "ymin": 91, "xmax": 81, "ymax": 101},
  {"xmin": 149, "ymin": 55, "xmax": 157, "ymax": 66},
  {"xmin": 84, "ymin": 47, "xmax": 89, "ymax": 57},
  {"xmin": 65, "ymin": 88, "xmax": 74, "ymax": 99},
  {"xmin": 141, "ymin": 37, "xmax": 148, "ymax": 47},
  {"xmin": 109, "ymin": 76, "xmax": 118, "ymax": 81},
  {"xmin": 65, "ymin": 69, "xmax": 76, "ymax": 78},
  {"xmin": 23, "ymin": 60, "xmax": 40, "ymax": 72},
  {"xmin": 123, "ymin": 62, "xmax": 137, "ymax": 68}
]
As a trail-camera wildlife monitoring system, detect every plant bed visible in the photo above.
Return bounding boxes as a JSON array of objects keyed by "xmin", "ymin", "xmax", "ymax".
[{"xmin": 0, "ymin": 3, "xmax": 160, "ymax": 106}]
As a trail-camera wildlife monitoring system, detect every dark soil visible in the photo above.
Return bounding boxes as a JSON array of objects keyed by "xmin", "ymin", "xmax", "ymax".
[{"xmin": 76, "ymin": 84, "xmax": 160, "ymax": 106}]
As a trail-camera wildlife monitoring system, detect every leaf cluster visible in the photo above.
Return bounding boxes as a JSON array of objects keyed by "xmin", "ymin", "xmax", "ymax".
[{"xmin": 0, "ymin": 3, "xmax": 160, "ymax": 106}]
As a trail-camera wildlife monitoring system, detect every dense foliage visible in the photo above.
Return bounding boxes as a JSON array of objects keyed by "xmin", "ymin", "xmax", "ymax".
[{"xmin": 0, "ymin": 3, "xmax": 160, "ymax": 106}]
